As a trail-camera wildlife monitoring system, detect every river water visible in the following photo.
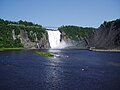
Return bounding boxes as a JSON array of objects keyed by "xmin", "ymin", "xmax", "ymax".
[{"xmin": 0, "ymin": 49, "xmax": 120, "ymax": 90}]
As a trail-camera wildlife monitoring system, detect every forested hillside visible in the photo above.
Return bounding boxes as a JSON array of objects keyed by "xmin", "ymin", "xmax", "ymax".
[
  {"xmin": 58, "ymin": 25, "xmax": 96, "ymax": 40},
  {"xmin": 58, "ymin": 25, "xmax": 96, "ymax": 48},
  {"xmin": 0, "ymin": 19, "xmax": 49, "ymax": 48}
]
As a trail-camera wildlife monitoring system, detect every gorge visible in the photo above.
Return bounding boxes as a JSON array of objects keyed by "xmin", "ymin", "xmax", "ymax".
[{"xmin": 0, "ymin": 18, "xmax": 120, "ymax": 50}]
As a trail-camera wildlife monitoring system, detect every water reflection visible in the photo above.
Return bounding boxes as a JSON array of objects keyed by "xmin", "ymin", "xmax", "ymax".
[
  {"xmin": 0, "ymin": 50, "xmax": 22, "ymax": 56},
  {"xmin": 43, "ymin": 49, "xmax": 64, "ymax": 89},
  {"xmin": 47, "ymin": 49, "xmax": 62, "ymax": 54},
  {"xmin": 105, "ymin": 60, "xmax": 120, "ymax": 67}
]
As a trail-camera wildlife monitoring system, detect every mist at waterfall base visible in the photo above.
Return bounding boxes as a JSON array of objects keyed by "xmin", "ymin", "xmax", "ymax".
[{"xmin": 47, "ymin": 30, "xmax": 70, "ymax": 49}]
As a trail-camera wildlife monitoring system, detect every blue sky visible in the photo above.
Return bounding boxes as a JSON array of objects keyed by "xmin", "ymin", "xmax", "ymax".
[{"xmin": 0, "ymin": 0, "xmax": 120, "ymax": 27}]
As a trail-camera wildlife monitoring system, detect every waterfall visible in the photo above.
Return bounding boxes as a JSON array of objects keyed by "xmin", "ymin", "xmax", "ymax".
[
  {"xmin": 47, "ymin": 30, "xmax": 61, "ymax": 48},
  {"xmin": 47, "ymin": 30, "xmax": 67, "ymax": 49}
]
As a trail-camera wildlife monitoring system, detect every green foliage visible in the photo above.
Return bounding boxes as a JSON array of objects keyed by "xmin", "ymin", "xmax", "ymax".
[
  {"xmin": 26, "ymin": 26, "xmax": 47, "ymax": 42},
  {"xmin": 36, "ymin": 51, "xmax": 54, "ymax": 58},
  {"xmin": 0, "ymin": 22, "xmax": 22, "ymax": 48},
  {"xmin": 0, "ymin": 18, "xmax": 47, "ymax": 48},
  {"xmin": 58, "ymin": 25, "xmax": 96, "ymax": 40}
]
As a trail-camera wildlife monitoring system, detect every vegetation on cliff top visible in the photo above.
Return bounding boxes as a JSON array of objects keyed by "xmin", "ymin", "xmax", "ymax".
[{"xmin": 58, "ymin": 25, "xmax": 96, "ymax": 40}]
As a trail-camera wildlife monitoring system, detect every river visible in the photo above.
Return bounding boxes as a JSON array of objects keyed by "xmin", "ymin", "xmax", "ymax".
[{"xmin": 0, "ymin": 49, "xmax": 120, "ymax": 90}]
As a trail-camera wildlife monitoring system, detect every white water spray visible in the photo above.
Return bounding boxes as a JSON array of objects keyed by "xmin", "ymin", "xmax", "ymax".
[{"xmin": 47, "ymin": 30, "xmax": 67, "ymax": 49}]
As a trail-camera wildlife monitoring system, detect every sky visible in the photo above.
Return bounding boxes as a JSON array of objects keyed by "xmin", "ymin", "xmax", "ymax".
[{"xmin": 0, "ymin": 0, "xmax": 120, "ymax": 28}]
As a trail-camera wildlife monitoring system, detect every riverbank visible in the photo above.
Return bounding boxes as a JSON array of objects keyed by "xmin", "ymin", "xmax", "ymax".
[
  {"xmin": 0, "ymin": 48, "xmax": 24, "ymax": 51},
  {"xmin": 1, "ymin": 48, "xmax": 120, "ymax": 53},
  {"xmin": 90, "ymin": 49, "xmax": 120, "ymax": 52}
]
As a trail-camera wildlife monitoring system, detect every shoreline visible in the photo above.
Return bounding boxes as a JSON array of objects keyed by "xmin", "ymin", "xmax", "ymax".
[
  {"xmin": 0, "ymin": 48, "xmax": 24, "ymax": 51},
  {"xmin": 90, "ymin": 49, "xmax": 120, "ymax": 52},
  {"xmin": 0, "ymin": 48, "xmax": 120, "ymax": 52},
  {"xmin": 0, "ymin": 48, "xmax": 49, "ymax": 51}
]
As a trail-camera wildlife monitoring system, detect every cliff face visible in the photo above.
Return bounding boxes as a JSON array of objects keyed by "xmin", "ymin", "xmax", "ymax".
[
  {"xmin": 13, "ymin": 29, "xmax": 50, "ymax": 49},
  {"xmin": 88, "ymin": 19, "xmax": 120, "ymax": 49},
  {"xmin": 60, "ymin": 31, "xmax": 87, "ymax": 48}
]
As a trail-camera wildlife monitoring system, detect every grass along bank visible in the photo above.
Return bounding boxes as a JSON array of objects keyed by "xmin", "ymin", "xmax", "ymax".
[
  {"xmin": 36, "ymin": 51, "xmax": 54, "ymax": 58},
  {"xmin": 0, "ymin": 48, "xmax": 24, "ymax": 51}
]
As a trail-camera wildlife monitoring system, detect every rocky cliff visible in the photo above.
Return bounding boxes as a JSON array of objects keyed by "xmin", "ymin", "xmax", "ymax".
[
  {"xmin": 88, "ymin": 19, "xmax": 120, "ymax": 49},
  {"xmin": 60, "ymin": 31, "xmax": 87, "ymax": 48},
  {"xmin": 18, "ymin": 29, "xmax": 50, "ymax": 49}
]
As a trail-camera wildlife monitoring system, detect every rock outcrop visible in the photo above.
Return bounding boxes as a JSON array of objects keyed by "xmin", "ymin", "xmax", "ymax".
[
  {"xmin": 18, "ymin": 30, "xmax": 50, "ymax": 49},
  {"xmin": 60, "ymin": 31, "xmax": 87, "ymax": 48},
  {"xmin": 88, "ymin": 19, "xmax": 120, "ymax": 49},
  {"xmin": 59, "ymin": 26, "xmax": 95, "ymax": 49}
]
